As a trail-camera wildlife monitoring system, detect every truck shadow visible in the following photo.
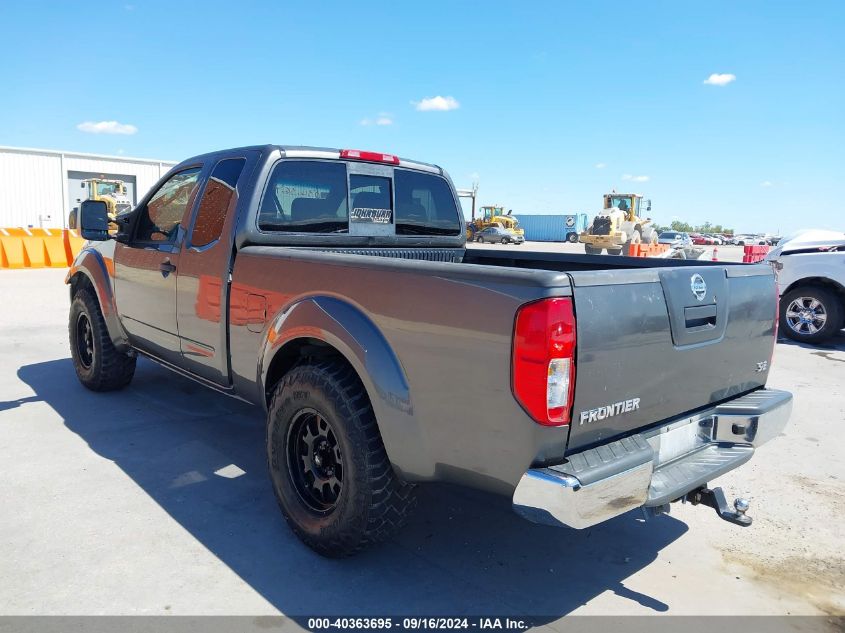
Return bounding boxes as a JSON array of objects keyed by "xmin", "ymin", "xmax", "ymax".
[
  {"xmin": 777, "ymin": 330, "xmax": 845, "ymax": 352},
  {"xmin": 15, "ymin": 358, "xmax": 688, "ymax": 619}
]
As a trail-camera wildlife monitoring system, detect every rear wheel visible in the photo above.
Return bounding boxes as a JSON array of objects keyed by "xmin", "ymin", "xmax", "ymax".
[
  {"xmin": 567, "ymin": 232, "xmax": 578, "ymax": 243},
  {"xmin": 69, "ymin": 289, "xmax": 136, "ymax": 391},
  {"xmin": 500, "ymin": 238, "xmax": 508, "ymax": 244},
  {"xmin": 780, "ymin": 286, "xmax": 843, "ymax": 344},
  {"xmin": 607, "ymin": 247, "xmax": 623, "ymax": 255},
  {"xmin": 267, "ymin": 361, "xmax": 416, "ymax": 557}
]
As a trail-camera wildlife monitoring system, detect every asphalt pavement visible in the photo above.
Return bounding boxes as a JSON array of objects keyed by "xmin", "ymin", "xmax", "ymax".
[{"xmin": 0, "ymin": 263, "xmax": 842, "ymax": 622}]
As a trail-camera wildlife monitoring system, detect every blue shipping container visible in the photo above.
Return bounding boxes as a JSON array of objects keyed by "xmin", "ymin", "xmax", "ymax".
[{"xmin": 516, "ymin": 214, "xmax": 589, "ymax": 241}]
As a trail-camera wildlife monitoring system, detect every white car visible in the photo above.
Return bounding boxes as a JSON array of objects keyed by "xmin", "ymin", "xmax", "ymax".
[{"xmin": 766, "ymin": 230, "xmax": 845, "ymax": 343}]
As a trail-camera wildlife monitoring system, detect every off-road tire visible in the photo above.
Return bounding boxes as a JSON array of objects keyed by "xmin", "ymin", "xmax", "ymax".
[
  {"xmin": 267, "ymin": 361, "xmax": 417, "ymax": 557},
  {"xmin": 69, "ymin": 289, "xmax": 136, "ymax": 391},
  {"xmin": 584, "ymin": 244, "xmax": 602, "ymax": 255},
  {"xmin": 779, "ymin": 285, "xmax": 843, "ymax": 344}
]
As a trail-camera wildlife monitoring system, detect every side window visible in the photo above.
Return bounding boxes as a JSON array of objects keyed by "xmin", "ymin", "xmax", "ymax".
[
  {"xmin": 135, "ymin": 168, "xmax": 201, "ymax": 243},
  {"xmin": 258, "ymin": 161, "xmax": 348, "ymax": 233},
  {"xmin": 191, "ymin": 158, "xmax": 246, "ymax": 247}
]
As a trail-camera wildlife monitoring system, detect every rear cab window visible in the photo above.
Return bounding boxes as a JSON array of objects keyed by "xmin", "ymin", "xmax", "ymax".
[{"xmin": 258, "ymin": 160, "xmax": 460, "ymax": 237}]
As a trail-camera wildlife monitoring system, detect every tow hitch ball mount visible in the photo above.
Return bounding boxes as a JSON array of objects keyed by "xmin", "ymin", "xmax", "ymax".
[{"xmin": 685, "ymin": 486, "xmax": 752, "ymax": 527}]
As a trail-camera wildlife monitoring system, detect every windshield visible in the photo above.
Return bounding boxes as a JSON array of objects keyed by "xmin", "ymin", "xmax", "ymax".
[
  {"xmin": 96, "ymin": 182, "xmax": 119, "ymax": 196},
  {"xmin": 607, "ymin": 196, "xmax": 632, "ymax": 211}
]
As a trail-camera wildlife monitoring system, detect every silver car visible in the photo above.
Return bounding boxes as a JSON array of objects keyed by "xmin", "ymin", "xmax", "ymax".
[
  {"xmin": 658, "ymin": 231, "xmax": 692, "ymax": 248},
  {"xmin": 474, "ymin": 226, "xmax": 524, "ymax": 244}
]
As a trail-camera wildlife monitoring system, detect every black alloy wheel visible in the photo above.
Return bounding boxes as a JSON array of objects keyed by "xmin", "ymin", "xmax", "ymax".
[
  {"xmin": 75, "ymin": 313, "xmax": 94, "ymax": 369},
  {"xmin": 287, "ymin": 408, "xmax": 344, "ymax": 513}
]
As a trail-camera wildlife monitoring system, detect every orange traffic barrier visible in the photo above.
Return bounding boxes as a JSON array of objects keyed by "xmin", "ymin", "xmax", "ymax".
[
  {"xmin": 21, "ymin": 235, "xmax": 49, "ymax": 267},
  {"xmin": 63, "ymin": 229, "xmax": 87, "ymax": 265},
  {"xmin": 742, "ymin": 244, "xmax": 769, "ymax": 263},
  {"xmin": 0, "ymin": 228, "xmax": 88, "ymax": 268},
  {"xmin": 627, "ymin": 243, "xmax": 669, "ymax": 257},
  {"xmin": 43, "ymin": 232, "xmax": 70, "ymax": 267},
  {"xmin": 0, "ymin": 228, "xmax": 33, "ymax": 237},
  {"xmin": 0, "ymin": 235, "xmax": 28, "ymax": 268}
]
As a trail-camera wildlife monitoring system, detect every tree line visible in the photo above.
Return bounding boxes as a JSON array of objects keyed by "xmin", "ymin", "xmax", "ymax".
[{"xmin": 652, "ymin": 220, "xmax": 734, "ymax": 235}]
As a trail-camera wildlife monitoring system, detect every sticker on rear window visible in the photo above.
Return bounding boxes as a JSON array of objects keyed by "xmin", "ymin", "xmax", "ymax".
[{"xmin": 350, "ymin": 207, "xmax": 392, "ymax": 224}]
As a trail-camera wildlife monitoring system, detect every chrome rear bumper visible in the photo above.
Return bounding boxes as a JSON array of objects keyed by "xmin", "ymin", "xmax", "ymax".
[{"xmin": 512, "ymin": 388, "xmax": 792, "ymax": 529}]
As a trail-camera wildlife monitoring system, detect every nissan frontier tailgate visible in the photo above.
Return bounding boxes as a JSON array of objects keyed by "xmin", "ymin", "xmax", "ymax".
[{"xmin": 565, "ymin": 263, "xmax": 778, "ymax": 452}]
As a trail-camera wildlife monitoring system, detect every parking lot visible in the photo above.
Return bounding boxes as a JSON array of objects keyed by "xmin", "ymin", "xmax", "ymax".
[{"xmin": 1, "ymin": 256, "xmax": 843, "ymax": 621}]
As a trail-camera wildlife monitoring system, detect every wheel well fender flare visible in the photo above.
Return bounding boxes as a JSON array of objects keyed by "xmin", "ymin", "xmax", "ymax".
[
  {"xmin": 782, "ymin": 276, "xmax": 845, "ymax": 302},
  {"xmin": 66, "ymin": 250, "xmax": 130, "ymax": 352},
  {"xmin": 259, "ymin": 296, "xmax": 427, "ymax": 479}
]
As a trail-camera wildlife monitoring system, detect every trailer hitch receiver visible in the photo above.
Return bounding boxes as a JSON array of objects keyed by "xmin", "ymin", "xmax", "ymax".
[{"xmin": 685, "ymin": 486, "xmax": 752, "ymax": 527}]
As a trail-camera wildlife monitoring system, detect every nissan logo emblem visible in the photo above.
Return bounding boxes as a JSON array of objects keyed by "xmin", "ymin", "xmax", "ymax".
[{"xmin": 690, "ymin": 274, "xmax": 707, "ymax": 301}]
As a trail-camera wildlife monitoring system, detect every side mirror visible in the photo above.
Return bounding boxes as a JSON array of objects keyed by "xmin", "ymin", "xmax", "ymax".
[{"xmin": 79, "ymin": 199, "xmax": 111, "ymax": 241}]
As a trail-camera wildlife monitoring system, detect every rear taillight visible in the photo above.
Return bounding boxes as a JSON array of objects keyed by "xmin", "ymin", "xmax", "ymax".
[
  {"xmin": 340, "ymin": 149, "xmax": 400, "ymax": 165},
  {"xmin": 512, "ymin": 298, "xmax": 577, "ymax": 426}
]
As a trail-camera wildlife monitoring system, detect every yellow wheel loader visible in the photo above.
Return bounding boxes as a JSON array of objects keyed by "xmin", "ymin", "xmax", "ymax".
[{"xmin": 579, "ymin": 192, "xmax": 658, "ymax": 255}]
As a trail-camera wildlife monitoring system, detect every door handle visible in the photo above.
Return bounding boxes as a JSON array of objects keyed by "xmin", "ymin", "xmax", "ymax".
[{"xmin": 159, "ymin": 258, "xmax": 177, "ymax": 276}]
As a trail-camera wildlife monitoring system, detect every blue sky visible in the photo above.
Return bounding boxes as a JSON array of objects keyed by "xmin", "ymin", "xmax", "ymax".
[{"xmin": 1, "ymin": 1, "xmax": 842, "ymax": 234}]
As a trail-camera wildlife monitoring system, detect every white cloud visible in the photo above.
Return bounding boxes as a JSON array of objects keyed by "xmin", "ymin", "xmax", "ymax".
[
  {"xmin": 413, "ymin": 96, "xmax": 460, "ymax": 111},
  {"xmin": 703, "ymin": 73, "xmax": 736, "ymax": 86},
  {"xmin": 760, "ymin": 180, "xmax": 773, "ymax": 187},
  {"xmin": 360, "ymin": 112, "xmax": 393, "ymax": 126},
  {"xmin": 622, "ymin": 174, "xmax": 650, "ymax": 182},
  {"xmin": 76, "ymin": 120, "xmax": 138, "ymax": 135},
  {"xmin": 595, "ymin": 162, "xmax": 606, "ymax": 169}
]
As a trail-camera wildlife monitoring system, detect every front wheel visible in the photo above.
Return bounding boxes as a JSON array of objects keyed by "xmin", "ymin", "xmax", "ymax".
[
  {"xmin": 584, "ymin": 245, "xmax": 602, "ymax": 255},
  {"xmin": 500, "ymin": 238, "xmax": 508, "ymax": 244},
  {"xmin": 69, "ymin": 289, "xmax": 136, "ymax": 391},
  {"xmin": 780, "ymin": 286, "xmax": 843, "ymax": 344},
  {"xmin": 267, "ymin": 361, "xmax": 416, "ymax": 557}
]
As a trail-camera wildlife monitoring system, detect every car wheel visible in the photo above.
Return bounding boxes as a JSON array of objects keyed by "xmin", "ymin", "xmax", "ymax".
[
  {"xmin": 780, "ymin": 286, "xmax": 843, "ymax": 344},
  {"xmin": 69, "ymin": 289, "xmax": 136, "ymax": 391},
  {"xmin": 500, "ymin": 238, "xmax": 508, "ymax": 244},
  {"xmin": 567, "ymin": 233, "xmax": 578, "ymax": 243},
  {"xmin": 267, "ymin": 361, "xmax": 416, "ymax": 557}
]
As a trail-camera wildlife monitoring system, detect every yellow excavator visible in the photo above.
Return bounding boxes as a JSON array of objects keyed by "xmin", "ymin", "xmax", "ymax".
[
  {"xmin": 466, "ymin": 205, "xmax": 524, "ymax": 240},
  {"xmin": 579, "ymin": 192, "xmax": 658, "ymax": 255}
]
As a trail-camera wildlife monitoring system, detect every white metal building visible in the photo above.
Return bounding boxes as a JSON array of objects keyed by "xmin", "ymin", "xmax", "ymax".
[{"xmin": 0, "ymin": 146, "xmax": 177, "ymax": 229}]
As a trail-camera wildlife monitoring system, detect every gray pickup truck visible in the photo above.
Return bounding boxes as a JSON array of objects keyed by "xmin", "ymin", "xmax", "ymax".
[{"xmin": 67, "ymin": 145, "xmax": 792, "ymax": 557}]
